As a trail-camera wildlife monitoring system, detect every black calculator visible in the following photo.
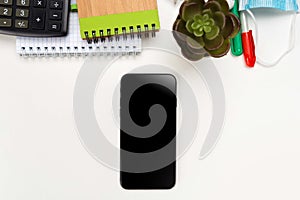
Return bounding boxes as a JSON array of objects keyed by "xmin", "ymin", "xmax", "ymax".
[{"xmin": 0, "ymin": 0, "xmax": 69, "ymax": 37}]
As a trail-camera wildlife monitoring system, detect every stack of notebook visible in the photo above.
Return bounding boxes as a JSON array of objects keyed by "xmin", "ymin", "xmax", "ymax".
[
  {"xmin": 16, "ymin": 13, "xmax": 142, "ymax": 57},
  {"xmin": 16, "ymin": 0, "xmax": 160, "ymax": 57}
]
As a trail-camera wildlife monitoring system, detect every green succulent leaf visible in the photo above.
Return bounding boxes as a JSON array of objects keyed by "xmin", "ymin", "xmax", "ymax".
[
  {"xmin": 185, "ymin": 20, "xmax": 194, "ymax": 33},
  {"xmin": 208, "ymin": 0, "xmax": 229, "ymax": 13},
  {"xmin": 186, "ymin": 36, "xmax": 206, "ymax": 52},
  {"xmin": 204, "ymin": 0, "xmax": 222, "ymax": 12},
  {"xmin": 194, "ymin": 36, "xmax": 205, "ymax": 47},
  {"xmin": 202, "ymin": 14, "xmax": 209, "ymax": 21},
  {"xmin": 191, "ymin": 21, "xmax": 201, "ymax": 29},
  {"xmin": 173, "ymin": 19, "xmax": 192, "ymax": 35},
  {"xmin": 220, "ymin": 15, "xmax": 233, "ymax": 39},
  {"xmin": 205, "ymin": 18, "xmax": 214, "ymax": 26},
  {"xmin": 180, "ymin": 2, "xmax": 201, "ymax": 21},
  {"xmin": 173, "ymin": 18, "xmax": 183, "ymax": 31},
  {"xmin": 205, "ymin": 25, "xmax": 220, "ymax": 40},
  {"xmin": 221, "ymin": 13, "xmax": 240, "ymax": 39},
  {"xmin": 193, "ymin": 14, "xmax": 202, "ymax": 22},
  {"xmin": 203, "ymin": 34, "xmax": 224, "ymax": 50},
  {"xmin": 194, "ymin": 28, "xmax": 204, "ymax": 37},
  {"xmin": 206, "ymin": 39, "xmax": 230, "ymax": 57},
  {"xmin": 202, "ymin": 9, "xmax": 213, "ymax": 18},
  {"xmin": 203, "ymin": 25, "xmax": 212, "ymax": 32},
  {"xmin": 213, "ymin": 11, "xmax": 226, "ymax": 29},
  {"xmin": 227, "ymin": 13, "xmax": 241, "ymax": 38}
]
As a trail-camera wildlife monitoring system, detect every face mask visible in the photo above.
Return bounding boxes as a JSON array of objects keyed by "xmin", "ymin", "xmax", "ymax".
[
  {"xmin": 239, "ymin": 0, "xmax": 299, "ymax": 12},
  {"xmin": 238, "ymin": 0, "xmax": 298, "ymax": 67}
]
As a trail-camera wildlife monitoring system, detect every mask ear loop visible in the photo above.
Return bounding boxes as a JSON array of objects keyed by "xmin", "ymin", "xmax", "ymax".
[{"xmin": 245, "ymin": 9, "xmax": 297, "ymax": 67}]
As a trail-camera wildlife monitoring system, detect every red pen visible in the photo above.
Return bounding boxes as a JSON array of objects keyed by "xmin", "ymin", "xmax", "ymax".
[{"xmin": 241, "ymin": 11, "xmax": 256, "ymax": 67}]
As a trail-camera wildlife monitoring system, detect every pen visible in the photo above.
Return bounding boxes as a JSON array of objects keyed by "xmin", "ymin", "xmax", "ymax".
[
  {"xmin": 241, "ymin": 11, "xmax": 256, "ymax": 67},
  {"xmin": 230, "ymin": 0, "xmax": 243, "ymax": 56}
]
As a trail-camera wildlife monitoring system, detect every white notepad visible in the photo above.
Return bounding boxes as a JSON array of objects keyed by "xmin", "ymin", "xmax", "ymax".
[{"xmin": 16, "ymin": 13, "xmax": 142, "ymax": 57}]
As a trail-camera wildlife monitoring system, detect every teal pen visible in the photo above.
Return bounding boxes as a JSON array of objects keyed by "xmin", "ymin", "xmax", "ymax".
[{"xmin": 230, "ymin": 0, "xmax": 243, "ymax": 56}]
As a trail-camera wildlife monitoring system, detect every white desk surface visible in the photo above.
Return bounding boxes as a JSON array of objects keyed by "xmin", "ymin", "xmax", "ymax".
[{"xmin": 1, "ymin": 1, "xmax": 300, "ymax": 199}]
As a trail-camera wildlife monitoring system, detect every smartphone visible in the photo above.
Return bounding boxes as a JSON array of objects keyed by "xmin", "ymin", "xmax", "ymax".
[{"xmin": 120, "ymin": 74, "xmax": 176, "ymax": 189}]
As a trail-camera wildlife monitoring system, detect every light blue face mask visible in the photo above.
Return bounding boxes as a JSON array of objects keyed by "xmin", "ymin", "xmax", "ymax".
[
  {"xmin": 239, "ymin": 0, "xmax": 299, "ymax": 12},
  {"xmin": 238, "ymin": 0, "xmax": 298, "ymax": 67}
]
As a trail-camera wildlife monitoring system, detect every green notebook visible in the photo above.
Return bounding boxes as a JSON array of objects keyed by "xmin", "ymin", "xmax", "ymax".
[{"xmin": 77, "ymin": 0, "xmax": 160, "ymax": 43}]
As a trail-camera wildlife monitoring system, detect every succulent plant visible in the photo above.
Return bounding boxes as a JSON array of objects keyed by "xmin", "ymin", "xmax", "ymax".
[{"xmin": 173, "ymin": 0, "xmax": 241, "ymax": 61}]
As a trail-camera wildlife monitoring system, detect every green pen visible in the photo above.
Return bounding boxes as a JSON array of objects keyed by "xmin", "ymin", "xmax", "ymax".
[{"xmin": 230, "ymin": 0, "xmax": 243, "ymax": 56}]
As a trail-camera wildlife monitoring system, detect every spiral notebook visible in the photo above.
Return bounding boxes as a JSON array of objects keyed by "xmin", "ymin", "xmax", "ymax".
[
  {"xmin": 16, "ymin": 13, "xmax": 142, "ymax": 57},
  {"xmin": 77, "ymin": 0, "xmax": 160, "ymax": 43}
]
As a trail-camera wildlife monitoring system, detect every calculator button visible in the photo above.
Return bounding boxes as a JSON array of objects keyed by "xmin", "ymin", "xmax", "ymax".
[
  {"xmin": 0, "ymin": 7, "xmax": 12, "ymax": 16},
  {"xmin": 0, "ymin": 18, "xmax": 11, "ymax": 27},
  {"xmin": 33, "ymin": 0, "xmax": 46, "ymax": 8},
  {"xmin": 31, "ymin": 9, "xmax": 45, "ymax": 29},
  {"xmin": 49, "ymin": 10, "xmax": 62, "ymax": 20},
  {"xmin": 48, "ymin": 22, "xmax": 61, "ymax": 31},
  {"xmin": 16, "ymin": 9, "xmax": 29, "ymax": 17},
  {"xmin": 0, "ymin": 0, "xmax": 13, "ymax": 6},
  {"xmin": 15, "ymin": 19, "xmax": 28, "ymax": 29},
  {"xmin": 50, "ymin": 0, "xmax": 63, "ymax": 9},
  {"xmin": 16, "ymin": 0, "xmax": 30, "ymax": 6}
]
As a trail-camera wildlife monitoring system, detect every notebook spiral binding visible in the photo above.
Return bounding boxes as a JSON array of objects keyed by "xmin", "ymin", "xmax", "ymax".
[
  {"xmin": 84, "ymin": 23, "xmax": 157, "ymax": 44},
  {"xmin": 18, "ymin": 36, "xmax": 141, "ymax": 58},
  {"xmin": 19, "ymin": 45, "xmax": 140, "ymax": 57}
]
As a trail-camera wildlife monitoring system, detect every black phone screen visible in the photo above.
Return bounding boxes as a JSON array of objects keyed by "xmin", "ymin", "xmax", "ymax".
[{"xmin": 120, "ymin": 74, "xmax": 176, "ymax": 189}]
